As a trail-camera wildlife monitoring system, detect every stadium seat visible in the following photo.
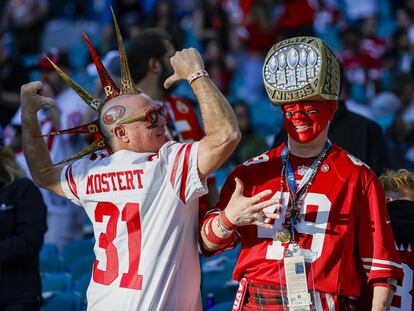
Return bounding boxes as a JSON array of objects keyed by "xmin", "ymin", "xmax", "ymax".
[
  {"xmin": 73, "ymin": 272, "xmax": 92, "ymax": 311},
  {"xmin": 40, "ymin": 243, "xmax": 59, "ymax": 260},
  {"xmin": 61, "ymin": 239, "xmax": 95, "ymax": 270},
  {"xmin": 41, "ymin": 272, "xmax": 72, "ymax": 292},
  {"xmin": 66, "ymin": 254, "xmax": 95, "ymax": 282},
  {"xmin": 209, "ymin": 301, "xmax": 234, "ymax": 311},
  {"xmin": 40, "ymin": 257, "xmax": 63, "ymax": 273},
  {"xmin": 41, "ymin": 291, "xmax": 81, "ymax": 311}
]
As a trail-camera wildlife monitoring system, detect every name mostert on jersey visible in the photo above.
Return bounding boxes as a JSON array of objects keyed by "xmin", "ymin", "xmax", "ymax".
[{"xmin": 86, "ymin": 169, "xmax": 144, "ymax": 194}]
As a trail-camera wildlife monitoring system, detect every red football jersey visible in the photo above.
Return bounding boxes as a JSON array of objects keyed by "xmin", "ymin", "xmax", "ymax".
[
  {"xmin": 391, "ymin": 243, "xmax": 414, "ymax": 310},
  {"xmin": 208, "ymin": 143, "xmax": 403, "ymax": 297},
  {"xmin": 163, "ymin": 95, "xmax": 204, "ymax": 143}
]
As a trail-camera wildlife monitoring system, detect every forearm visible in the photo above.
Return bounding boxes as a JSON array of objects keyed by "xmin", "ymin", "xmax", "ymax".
[
  {"xmin": 201, "ymin": 213, "xmax": 235, "ymax": 252},
  {"xmin": 21, "ymin": 109, "xmax": 55, "ymax": 187},
  {"xmin": 372, "ymin": 286, "xmax": 394, "ymax": 311},
  {"xmin": 192, "ymin": 77, "xmax": 240, "ymax": 147}
]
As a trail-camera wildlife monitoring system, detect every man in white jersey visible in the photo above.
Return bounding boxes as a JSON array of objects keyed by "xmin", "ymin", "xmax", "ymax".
[{"xmin": 20, "ymin": 41, "xmax": 240, "ymax": 311}]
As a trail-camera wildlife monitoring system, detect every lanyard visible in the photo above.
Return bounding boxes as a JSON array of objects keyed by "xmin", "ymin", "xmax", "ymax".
[{"xmin": 281, "ymin": 140, "xmax": 332, "ymax": 198}]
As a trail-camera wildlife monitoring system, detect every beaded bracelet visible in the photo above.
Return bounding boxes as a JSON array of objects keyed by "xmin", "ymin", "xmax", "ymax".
[{"xmin": 187, "ymin": 69, "xmax": 209, "ymax": 84}]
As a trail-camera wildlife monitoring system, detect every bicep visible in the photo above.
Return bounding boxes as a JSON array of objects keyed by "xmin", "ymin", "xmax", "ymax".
[{"xmin": 40, "ymin": 166, "xmax": 66, "ymax": 197}]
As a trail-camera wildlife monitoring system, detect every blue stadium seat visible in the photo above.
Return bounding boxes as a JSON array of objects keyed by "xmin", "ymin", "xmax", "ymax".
[
  {"xmin": 61, "ymin": 239, "xmax": 95, "ymax": 270},
  {"xmin": 209, "ymin": 301, "xmax": 234, "ymax": 311},
  {"xmin": 73, "ymin": 272, "xmax": 92, "ymax": 311},
  {"xmin": 41, "ymin": 272, "xmax": 72, "ymax": 292},
  {"xmin": 40, "ymin": 243, "xmax": 59, "ymax": 260},
  {"xmin": 41, "ymin": 291, "xmax": 81, "ymax": 311},
  {"xmin": 40, "ymin": 257, "xmax": 63, "ymax": 273},
  {"xmin": 66, "ymin": 254, "xmax": 95, "ymax": 282}
]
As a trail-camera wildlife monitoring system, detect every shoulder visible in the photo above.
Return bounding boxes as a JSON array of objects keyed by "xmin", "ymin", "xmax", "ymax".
[{"xmin": 330, "ymin": 144, "xmax": 377, "ymax": 184}]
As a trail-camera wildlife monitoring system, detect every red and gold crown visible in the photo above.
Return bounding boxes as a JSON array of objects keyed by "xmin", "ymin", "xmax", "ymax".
[{"xmin": 39, "ymin": 8, "xmax": 141, "ymax": 167}]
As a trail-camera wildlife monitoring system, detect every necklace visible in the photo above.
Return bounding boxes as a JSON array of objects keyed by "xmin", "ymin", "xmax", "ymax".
[{"xmin": 275, "ymin": 140, "xmax": 332, "ymax": 243}]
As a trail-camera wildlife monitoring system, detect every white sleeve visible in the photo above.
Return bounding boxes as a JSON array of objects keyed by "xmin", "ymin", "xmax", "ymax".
[
  {"xmin": 159, "ymin": 141, "xmax": 208, "ymax": 204},
  {"xmin": 60, "ymin": 159, "xmax": 85, "ymax": 206}
]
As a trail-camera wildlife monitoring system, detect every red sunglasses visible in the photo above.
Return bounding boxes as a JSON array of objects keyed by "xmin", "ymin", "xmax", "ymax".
[{"xmin": 117, "ymin": 107, "xmax": 166, "ymax": 128}]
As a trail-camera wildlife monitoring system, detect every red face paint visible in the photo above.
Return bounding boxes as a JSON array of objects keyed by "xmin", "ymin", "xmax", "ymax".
[{"xmin": 281, "ymin": 101, "xmax": 336, "ymax": 143}]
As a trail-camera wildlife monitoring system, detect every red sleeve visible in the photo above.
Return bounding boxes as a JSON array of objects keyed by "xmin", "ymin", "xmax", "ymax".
[{"xmin": 358, "ymin": 174, "xmax": 404, "ymax": 284}]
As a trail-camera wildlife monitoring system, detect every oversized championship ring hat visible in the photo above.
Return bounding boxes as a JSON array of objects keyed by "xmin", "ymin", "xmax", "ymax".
[{"xmin": 262, "ymin": 36, "xmax": 340, "ymax": 105}]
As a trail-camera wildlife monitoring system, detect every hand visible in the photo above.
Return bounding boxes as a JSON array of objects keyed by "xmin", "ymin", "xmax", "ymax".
[
  {"xmin": 20, "ymin": 81, "xmax": 55, "ymax": 114},
  {"xmin": 224, "ymin": 178, "xmax": 279, "ymax": 228},
  {"xmin": 164, "ymin": 48, "xmax": 204, "ymax": 89}
]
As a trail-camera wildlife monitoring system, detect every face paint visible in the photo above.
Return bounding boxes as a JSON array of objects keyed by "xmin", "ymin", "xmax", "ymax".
[{"xmin": 281, "ymin": 101, "xmax": 336, "ymax": 143}]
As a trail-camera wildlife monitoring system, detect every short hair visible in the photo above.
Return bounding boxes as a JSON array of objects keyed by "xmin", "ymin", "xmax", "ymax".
[
  {"xmin": 380, "ymin": 169, "xmax": 414, "ymax": 193},
  {"xmin": 127, "ymin": 29, "xmax": 172, "ymax": 83},
  {"xmin": 0, "ymin": 146, "xmax": 24, "ymax": 186}
]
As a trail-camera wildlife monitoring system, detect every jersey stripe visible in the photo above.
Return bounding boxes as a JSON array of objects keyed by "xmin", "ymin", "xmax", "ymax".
[
  {"xmin": 179, "ymin": 144, "xmax": 192, "ymax": 203},
  {"xmin": 361, "ymin": 258, "xmax": 402, "ymax": 268},
  {"xmin": 66, "ymin": 164, "xmax": 79, "ymax": 200},
  {"xmin": 170, "ymin": 144, "xmax": 187, "ymax": 189}
]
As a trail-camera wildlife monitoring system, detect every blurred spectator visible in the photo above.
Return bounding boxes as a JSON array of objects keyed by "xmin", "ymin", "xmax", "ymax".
[
  {"xmin": 338, "ymin": 26, "xmax": 382, "ymax": 103},
  {"xmin": 146, "ymin": 0, "xmax": 185, "ymax": 50},
  {"xmin": 204, "ymin": 39, "xmax": 231, "ymax": 95},
  {"xmin": 193, "ymin": 0, "xmax": 230, "ymax": 51},
  {"xmin": 342, "ymin": 0, "xmax": 377, "ymax": 22},
  {"xmin": 0, "ymin": 30, "xmax": 29, "ymax": 127},
  {"xmin": 277, "ymin": 0, "xmax": 315, "ymax": 38},
  {"xmin": 379, "ymin": 169, "xmax": 414, "ymax": 310},
  {"xmin": 10, "ymin": 49, "xmax": 89, "ymax": 250},
  {"xmin": 127, "ymin": 28, "xmax": 219, "ymax": 208},
  {"xmin": 369, "ymin": 92, "xmax": 401, "ymax": 132},
  {"xmin": 0, "ymin": 126, "xmax": 47, "ymax": 311},
  {"xmin": 383, "ymin": 27, "xmax": 414, "ymax": 74},
  {"xmin": 361, "ymin": 16, "xmax": 388, "ymax": 60},
  {"xmin": 230, "ymin": 100, "xmax": 268, "ymax": 165},
  {"xmin": 1, "ymin": 0, "xmax": 49, "ymax": 56}
]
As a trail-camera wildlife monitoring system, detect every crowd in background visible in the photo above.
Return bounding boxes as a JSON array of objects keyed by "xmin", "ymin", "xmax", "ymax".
[{"xmin": 1, "ymin": 0, "xmax": 414, "ymax": 309}]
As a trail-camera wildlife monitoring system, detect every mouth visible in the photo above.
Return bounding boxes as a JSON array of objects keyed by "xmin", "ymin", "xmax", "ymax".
[{"xmin": 294, "ymin": 124, "xmax": 312, "ymax": 131}]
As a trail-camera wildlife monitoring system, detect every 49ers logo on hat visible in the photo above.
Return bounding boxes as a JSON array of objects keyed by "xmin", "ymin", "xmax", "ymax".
[{"xmin": 103, "ymin": 105, "xmax": 126, "ymax": 125}]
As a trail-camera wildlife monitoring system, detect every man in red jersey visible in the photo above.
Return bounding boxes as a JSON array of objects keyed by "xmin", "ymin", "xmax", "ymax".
[
  {"xmin": 200, "ymin": 37, "xmax": 403, "ymax": 310},
  {"xmin": 127, "ymin": 28, "xmax": 218, "ymax": 208}
]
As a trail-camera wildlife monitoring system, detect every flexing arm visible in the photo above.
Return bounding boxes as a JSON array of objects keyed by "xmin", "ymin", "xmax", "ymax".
[
  {"xmin": 164, "ymin": 48, "xmax": 241, "ymax": 180},
  {"xmin": 20, "ymin": 81, "xmax": 64, "ymax": 196}
]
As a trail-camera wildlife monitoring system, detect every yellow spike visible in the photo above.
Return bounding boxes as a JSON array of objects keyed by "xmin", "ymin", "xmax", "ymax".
[
  {"xmin": 46, "ymin": 56, "xmax": 104, "ymax": 111},
  {"xmin": 111, "ymin": 7, "xmax": 141, "ymax": 95},
  {"xmin": 41, "ymin": 138, "xmax": 106, "ymax": 171}
]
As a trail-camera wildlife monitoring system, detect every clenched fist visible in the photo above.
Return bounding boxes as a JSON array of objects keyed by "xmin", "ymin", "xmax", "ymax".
[
  {"xmin": 164, "ymin": 48, "xmax": 205, "ymax": 89},
  {"xmin": 20, "ymin": 81, "xmax": 55, "ymax": 114}
]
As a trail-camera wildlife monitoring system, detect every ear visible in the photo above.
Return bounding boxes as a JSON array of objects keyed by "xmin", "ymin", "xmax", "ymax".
[
  {"xmin": 112, "ymin": 125, "xmax": 130, "ymax": 143},
  {"xmin": 328, "ymin": 101, "xmax": 338, "ymax": 120},
  {"xmin": 148, "ymin": 58, "xmax": 162, "ymax": 74}
]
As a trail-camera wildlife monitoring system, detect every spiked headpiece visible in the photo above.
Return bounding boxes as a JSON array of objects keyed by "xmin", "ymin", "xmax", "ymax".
[
  {"xmin": 39, "ymin": 8, "xmax": 141, "ymax": 167},
  {"xmin": 262, "ymin": 36, "xmax": 340, "ymax": 105}
]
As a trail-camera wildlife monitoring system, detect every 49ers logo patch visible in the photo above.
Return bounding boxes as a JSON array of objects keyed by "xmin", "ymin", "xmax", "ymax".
[
  {"xmin": 176, "ymin": 101, "xmax": 189, "ymax": 114},
  {"xmin": 103, "ymin": 105, "xmax": 126, "ymax": 125}
]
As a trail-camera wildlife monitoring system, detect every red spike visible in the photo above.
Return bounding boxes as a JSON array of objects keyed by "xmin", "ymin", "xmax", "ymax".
[
  {"xmin": 82, "ymin": 32, "xmax": 120, "ymax": 101},
  {"xmin": 33, "ymin": 120, "xmax": 100, "ymax": 138}
]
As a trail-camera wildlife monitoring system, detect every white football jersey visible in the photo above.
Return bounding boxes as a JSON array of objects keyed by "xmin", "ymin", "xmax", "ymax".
[{"xmin": 61, "ymin": 141, "xmax": 207, "ymax": 311}]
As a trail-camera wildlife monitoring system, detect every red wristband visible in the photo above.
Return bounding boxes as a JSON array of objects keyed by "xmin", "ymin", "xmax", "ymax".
[
  {"xmin": 220, "ymin": 211, "xmax": 237, "ymax": 230},
  {"xmin": 203, "ymin": 217, "xmax": 233, "ymax": 246}
]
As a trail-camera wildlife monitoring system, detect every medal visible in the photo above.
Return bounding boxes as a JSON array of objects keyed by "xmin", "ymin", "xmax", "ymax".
[{"xmin": 276, "ymin": 228, "xmax": 291, "ymax": 243}]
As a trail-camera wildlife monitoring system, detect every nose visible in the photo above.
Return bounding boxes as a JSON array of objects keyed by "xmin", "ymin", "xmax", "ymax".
[{"xmin": 158, "ymin": 114, "xmax": 167, "ymax": 126}]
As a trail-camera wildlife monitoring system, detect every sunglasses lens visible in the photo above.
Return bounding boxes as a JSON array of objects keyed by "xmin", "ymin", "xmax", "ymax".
[
  {"xmin": 148, "ymin": 110, "xmax": 158, "ymax": 125},
  {"xmin": 159, "ymin": 107, "xmax": 166, "ymax": 118}
]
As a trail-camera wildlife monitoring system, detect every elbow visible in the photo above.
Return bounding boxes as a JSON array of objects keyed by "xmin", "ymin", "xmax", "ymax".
[{"xmin": 226, "ymin": 128, "xmax": 241, "ymax": 149}]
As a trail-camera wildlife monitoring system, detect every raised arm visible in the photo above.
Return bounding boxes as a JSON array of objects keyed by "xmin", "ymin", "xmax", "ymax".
[
  {"xmin": 20, "ymin": 81, "xmax": 64, "ymax": 196},
  {"xmin": 164, "ymin": 48, "xmax": 241, "ymax": 180}
]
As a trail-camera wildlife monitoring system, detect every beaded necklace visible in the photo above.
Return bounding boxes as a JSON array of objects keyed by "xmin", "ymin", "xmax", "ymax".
[{"xmin": 275, "ymin": 140, "xmax": 332, "ymax": 243}]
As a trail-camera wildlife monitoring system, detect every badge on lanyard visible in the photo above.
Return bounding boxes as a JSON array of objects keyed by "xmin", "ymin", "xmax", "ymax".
[{"xmin": 279, "ymin": 244, "xmax": 318, "ymax": 310}]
